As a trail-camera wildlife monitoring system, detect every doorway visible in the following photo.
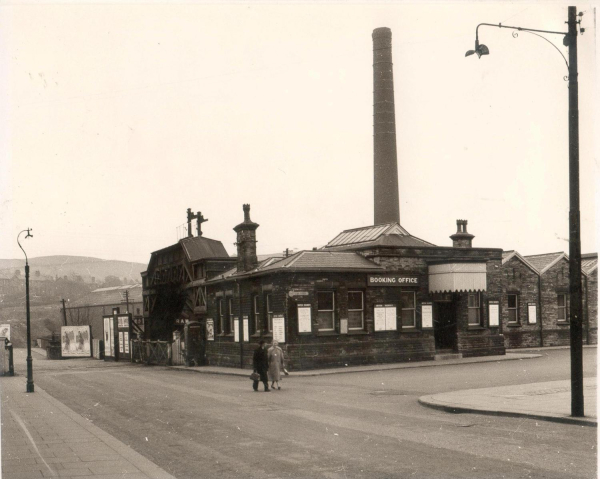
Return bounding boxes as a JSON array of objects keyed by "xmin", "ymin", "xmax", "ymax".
[{"xmin": 434, "ymin": 302, "xmax": 457, "ymax": 351}]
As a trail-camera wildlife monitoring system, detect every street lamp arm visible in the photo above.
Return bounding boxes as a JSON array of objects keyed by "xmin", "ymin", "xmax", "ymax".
[
  {"xmin": 17, "ymin": 228, "xmax": 33, "ymax": 264},
  {"xmin": 475, "ymin": 22, "xmax": 568, "ymax": 38}
]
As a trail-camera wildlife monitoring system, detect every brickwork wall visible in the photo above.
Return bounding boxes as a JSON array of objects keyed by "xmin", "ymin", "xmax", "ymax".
[
  {"xmin": 500, "ymin": 256, "xmax": 541, "ymax": 348},
  {"xmin": 539, "ymin": 258, "xmax": 571, "ymax": 346},
  {"xmin": 584, "ymin": 270, "xmax": 598, "ymax": 344}
]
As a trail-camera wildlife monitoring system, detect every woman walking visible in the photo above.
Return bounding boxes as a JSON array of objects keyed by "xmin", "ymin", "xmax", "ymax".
[{"xmin": 268, "ymin": 340, "xmax": 285, "ymax": 390}]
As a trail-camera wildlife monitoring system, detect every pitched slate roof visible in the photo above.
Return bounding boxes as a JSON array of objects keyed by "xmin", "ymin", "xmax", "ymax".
[
  {"xmin": 258, "ymin": 250, "xmax": 383, "ymax": 272},
  {"xmin": 68, "ymin": 284, "xmax": 143, "ymax": 307},
  {"xmin": 324, "ymin": 222, "xmax": 435, "ymax": 251},
  {"xmin": 179, "ymin": 236, "xmax": 229, "ymax": 261},
  {"xmin": 523, "ymin": 252, "xmax": 566, "ymax": 274},
  {"xmin": 582, "ymin": 253, "xmax": 598, "ymax": 274},
  {"xmin": 501, "ymin": 251, "xmax": 539, "ymax": 275}
]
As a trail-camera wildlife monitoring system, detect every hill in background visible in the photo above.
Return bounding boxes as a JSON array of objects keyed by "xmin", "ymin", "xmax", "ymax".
[{"xmin": 0, "ymin": 255, "xmax": 147, "ymax": 284}]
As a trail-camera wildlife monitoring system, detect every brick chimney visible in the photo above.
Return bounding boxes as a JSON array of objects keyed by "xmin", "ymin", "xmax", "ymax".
[
  {"xmin": 450, "ymin": 220, "xmax": 474, "ymax": 248},
  {"xmin": 373, "ymin": 27, "xmax": 400, "ymax": 225},
  {"xmin": 233, "ymin": 204, "xmax": 259, "ymax": 272}
]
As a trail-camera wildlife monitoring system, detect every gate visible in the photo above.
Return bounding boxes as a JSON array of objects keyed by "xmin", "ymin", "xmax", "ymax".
[{"xmin": 131, "ymin": 340, "xmax": 172, "ymax": 366}]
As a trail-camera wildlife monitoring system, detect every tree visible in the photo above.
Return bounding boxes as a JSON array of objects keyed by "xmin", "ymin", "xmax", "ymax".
[{"xmin": 102, "ymin": 275, "xmax": 122, "ymax": 288}]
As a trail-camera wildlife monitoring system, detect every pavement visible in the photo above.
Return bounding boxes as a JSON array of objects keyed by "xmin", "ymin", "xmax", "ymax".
[
  {"xmin": 0, "ymin": 347, "xmax": 596, "ymax": 479},
  {"xmin": 1, "ymin": 351, "xmax": 176, "ymax": 479}
]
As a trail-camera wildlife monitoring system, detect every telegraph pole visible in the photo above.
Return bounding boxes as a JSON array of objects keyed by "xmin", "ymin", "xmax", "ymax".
[
  {"xmin": 61, "ymin": 299, "xmax": 68, "ymax": 326},
  {"xmin": 567, "ymin": 5, "xmax": 584, "ymax": 417}
]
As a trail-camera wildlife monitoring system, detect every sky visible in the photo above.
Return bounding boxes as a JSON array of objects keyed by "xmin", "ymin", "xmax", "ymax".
[{"xmin": 1, "ymin": 1, "xmax": 597, "ymax": 265}]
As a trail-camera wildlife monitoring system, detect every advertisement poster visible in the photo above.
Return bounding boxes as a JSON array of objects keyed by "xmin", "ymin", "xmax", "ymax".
[
  {"xmin": 489, "ymin": 302, "xmax": 500, "ymax": 327},
  {"xmin": 374, "ymin": 306, "xmax": 386, "ymax": 331},
  {"xmin": 298, "ymin": 305, "xmax": 311, "ymax": 333},
  {"xmin": 385, "ymin": 306, "xmax": 397, "ymax": 331},
  {"xmin": 0, "ymin": 324, "xmax": 11, "ymax": 340},
  {"xmin": 528, "ymin": 303, "xmax": 537, "ymax": 324},
  {"xmin": 61, "ymin": 326, "xmax": 91, "ymax": 357},
  {"xmin": 422, "ymin": 304, "xmax": 433, "ymax": 329},
  {"xmin": 206, "ymin": 319, "xmax": 214, "ymax": 341},
  {"xmin": 273, "ymin": 315, "xmax": 285, "ymax": 343},
  {"xmin": 243, "ymin": 316, "xmax": 249, "ymax": 342},
  {"xmin": 119, "ymin": 332, "xmax": 124, "ymax": 353},
  {"xmin": 104, "ymin": 317, "xmax": 113, "ymax": 357},
  {"xmin": 375, "ymin": 305, "xmax": 397, "ymax": 331},
  {"xmin": 124, "ymin": 332, "xmax": 129, "ymax": 353}
]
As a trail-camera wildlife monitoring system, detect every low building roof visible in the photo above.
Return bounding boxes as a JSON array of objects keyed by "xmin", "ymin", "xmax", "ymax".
[
  {"xmin": 523, "ymin": 252, "xmax": 566, "ymax": 275},
  {"xmin": 68, "ymin": 284, "xmax": 142, "ymax": 308},
  {"xmin": 501, "ymin": 251, "xmax": 539, "ymax": 275},
  {"xmin": 582, "ymin": 253, "xmax": 598, "ymax": 274}
]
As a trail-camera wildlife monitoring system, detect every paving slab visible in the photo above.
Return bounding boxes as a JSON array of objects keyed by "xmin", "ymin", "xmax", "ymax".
[
  {"xmin": 419, "ymin": 377, "xmax": 597, "ymax": 427},
  {"xmin": 1, "ymin": 376, "xmax": 176, "ymax": 479}
]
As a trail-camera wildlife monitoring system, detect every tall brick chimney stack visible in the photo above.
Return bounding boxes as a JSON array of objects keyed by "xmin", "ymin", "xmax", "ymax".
[
  {"xmin": 450, "ymin": 220, "xmax": 474, "ymax": 248},
  {"xmin": 234, "ymin": 204, "xmax": 259, "ymax": 272},
  {"xmin": 373, "ymin": 27, "xmax": 400, "ymax": 225}
]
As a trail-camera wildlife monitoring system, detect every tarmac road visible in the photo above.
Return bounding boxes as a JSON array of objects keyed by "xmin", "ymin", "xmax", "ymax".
[{"xmin": 22, "ymin": 348, "xmax": 597, "ymax": 479}]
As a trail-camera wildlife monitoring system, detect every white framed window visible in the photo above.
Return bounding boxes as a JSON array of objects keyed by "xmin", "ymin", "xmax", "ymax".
[
  {"xmin": 266, "ymin": 294, "xmax": 273, "ymax": 332},
  {"xmin": 507, "ymin": 294, "xmax": 519, "ymax": 323},
  {"xmin": 317, "ymin": 291, "xmax": 335, "ymax": 331},
  {"xmin": 400, "ymin": 292, "xmax": 416, "ymax": 328},
  {"xmin": 253, "ymin": 295, "xmax": 260, "ymax": 333},
  {"xmin": 347, "ymin": 291, "xmax": 364, "ymax": 330},
  {"xmin": 557, "ymin": 294, "xmax": 568, "ymax": 322},
  {"xmin": 468, "ymin": 293, "xmax": 481, "ymax": 326}
]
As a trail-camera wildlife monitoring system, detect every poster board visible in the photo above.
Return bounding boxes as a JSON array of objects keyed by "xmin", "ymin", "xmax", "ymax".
[
  {"xmin": 206, "ymin": 319, "xmax": 214, "ymax": 341},
  {"xmin": 103, "ymin": 316, "xmax": 114, "ymax": 358},
  {"xmin": 243, "ymin": 315, "xmax": 249, "ymax": 342},
  {"xmin": 340, "ymin": 318, "xmax": 348, "ymax": 334},
  {"xmin": 528, "ymin": 303, "xmax": 537, "ymax": 324},
  {"xmin": 61, "ymin": 325, "xmax": 91, "ymax": 357},
  {"xmin": 234, "ymin": 318, "xmax": 240, "ymax": 342},
  {"xmin": 374, "ymin": 305, "xmax": 397, "ymax": 331},
  {"xmin": 298, "ymin": 304, "xmax": 312, "ymax": 333},
  {"xmin": 489, "ymin": 301, "xmax": 500, "ymax": 327},
  {"xmin": 422, "ymin": 303, "xmax": 433, "ymax": 329},
  {"xmin": 0, "ymin": 324, "xmax": 11, "ymax": 340},
  {"xmin": 273, "ymin": 315, "xmax": 285, "ymax": 343},
  {"xmin": 119, "ymin": 332, "xmax": 124, "ymax": 353}
]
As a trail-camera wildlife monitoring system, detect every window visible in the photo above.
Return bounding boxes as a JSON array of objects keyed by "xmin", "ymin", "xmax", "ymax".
[
  {"xmin": 266, "ymin": 294, "xmax": 273, "ymax": 332},
  {"xmin": 468, "ymin": 293, "xmax": 481, "ymax": 326},
  {"xmin": 400, "ymin": 291, "xmax": 416, "ymax": 327},
  {"xmin": 557, "ymin": 294, "xmax": 567, "ymax": 322},
  {"xmin": 347, "ymin": 291, "xmax": 364, "ymax": 330},
  {"xmin": 253, "ymin": 295, "xmax": 260, "ymax": 333},
  {"xmin": 227, "ymin": 298, "xmax": 234, "ymax": 333},
  {"xmin": 317, "ymin": 291, "xmax": 335, "ymax": 331},
  {"xmin": 218, "ymin": 299, "xmax": 225, "ymax": 333},
  {"xmin": 507, "ymin": 294, "xmax": 518, "ymax": 323}
]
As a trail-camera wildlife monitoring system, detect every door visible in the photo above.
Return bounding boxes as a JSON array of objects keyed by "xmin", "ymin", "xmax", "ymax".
[{"xmin": 434, "ymin": 302, "xmax": 457, "ymax": 350}]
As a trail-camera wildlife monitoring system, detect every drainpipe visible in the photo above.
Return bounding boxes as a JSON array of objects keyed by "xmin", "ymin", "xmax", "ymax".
[
  {"xmin": 237, "ymin": 280, "xmax": 244, "ymax": 368},
  {"xmin": 538, "ymin": 274, "xmax": 544, "ymax": 347}
]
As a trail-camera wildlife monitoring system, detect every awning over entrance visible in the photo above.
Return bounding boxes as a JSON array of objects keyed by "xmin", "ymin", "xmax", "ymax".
[{"xmin": 428, "ymin": 263, "xmax": 487, "ymax": 293}]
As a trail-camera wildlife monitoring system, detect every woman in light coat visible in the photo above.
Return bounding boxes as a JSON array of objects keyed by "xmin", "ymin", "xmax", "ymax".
[{"xmin": 268, "ymin": 340, "xmax": 285, "ymax": 390}]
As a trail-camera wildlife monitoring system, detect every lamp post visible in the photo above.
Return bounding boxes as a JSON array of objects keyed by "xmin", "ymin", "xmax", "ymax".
[
  {"xmin": 17, "ymin": 228, "xmax": 34, "ymax": 393},
  {"xmin": 466, "ymin": 6, "xmax": 584, "ymax": 417}
]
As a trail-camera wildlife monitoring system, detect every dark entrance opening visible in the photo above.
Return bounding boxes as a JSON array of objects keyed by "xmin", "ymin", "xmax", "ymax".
[{"xmin": 434, "ymin": 302, "xmax": 457, "ymax": 351}]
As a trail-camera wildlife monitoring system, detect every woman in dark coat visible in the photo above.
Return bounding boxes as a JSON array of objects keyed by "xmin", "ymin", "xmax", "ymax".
[{"xmin": 252, "ymin": 340, "xmax": 270, "ymax": 392}]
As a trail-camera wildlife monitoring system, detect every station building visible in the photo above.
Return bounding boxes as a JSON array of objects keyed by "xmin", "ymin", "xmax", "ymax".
[{"xmin": 500, "ymin": 251, "xmax": 597, "ymax": 348}]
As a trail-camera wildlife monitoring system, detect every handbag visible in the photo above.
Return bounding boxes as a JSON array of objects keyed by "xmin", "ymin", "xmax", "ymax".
[{"xmin": 249, "ymin": 371, "xmax": 260, "ymax": 381}]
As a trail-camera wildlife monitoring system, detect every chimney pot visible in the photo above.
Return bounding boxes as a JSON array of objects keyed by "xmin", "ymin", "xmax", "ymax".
[{"xmin": 450, "ymin": 219, "xmax": 474, "ymax": 248}]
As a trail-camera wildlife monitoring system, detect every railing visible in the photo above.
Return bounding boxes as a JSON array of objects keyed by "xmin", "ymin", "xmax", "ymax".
[{"xmin": 131, "ymin": 340, "xmax": 172, "ymax": 366}]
